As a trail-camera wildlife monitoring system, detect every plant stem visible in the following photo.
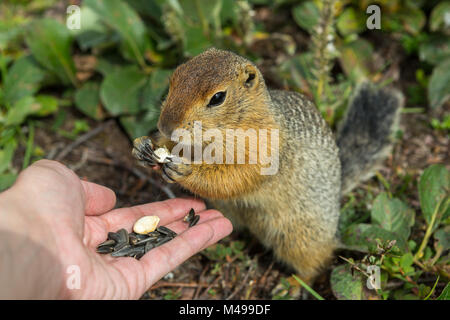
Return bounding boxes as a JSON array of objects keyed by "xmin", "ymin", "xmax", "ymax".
[
  {"xmin": 424, "ymin": 276, "xmax": 440, "ymax": 300},
  {"xmin": 292, "ymin": 274, "xmax": 324, "ymax": 300},
  {"xmin": 22, "ymin": 121, "xmax": 34, "ymax": 170},
  {"xmin": 414, "ymin": 197, "xmax": 449, "ymax": 261}
]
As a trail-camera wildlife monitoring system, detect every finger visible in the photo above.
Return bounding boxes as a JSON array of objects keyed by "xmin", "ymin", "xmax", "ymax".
[
  {"xmin": 81, "ymin": 180, "xmax": 117, "ymax": 216},
  {"xmin": 99, "ymin": 198, "xmax": 206, "ymax": 232},
  {"xmin": 111, "ymin": 215, "xmax": 232, "ymax": 294},
  {"xmin": 163, "ymin": 209, "xmax": 224, "ymax": 235},
  {"xmin": 140, "ymin": 216, "xmax": 233, "ymax": 286}
]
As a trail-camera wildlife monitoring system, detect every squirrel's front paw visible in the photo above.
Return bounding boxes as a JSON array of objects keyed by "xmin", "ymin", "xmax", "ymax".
[
  {"xmin": 161, "ymin": 157, "xmax": 192, "ymax": 183},
  {"xmin": 132, "ymin": 136, "xmax": 159, "ymax": 167}
]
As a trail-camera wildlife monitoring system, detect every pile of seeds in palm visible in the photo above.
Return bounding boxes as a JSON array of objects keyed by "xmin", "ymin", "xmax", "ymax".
[{"xmin": 96, "ymin": 208, "xmax": 200, "ymax": 260}]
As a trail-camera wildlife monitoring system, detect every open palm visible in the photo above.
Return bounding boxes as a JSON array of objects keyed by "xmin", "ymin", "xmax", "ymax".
[{"xmin": 3, "ymin": 160, "xmax": 232, "ymax": 299}]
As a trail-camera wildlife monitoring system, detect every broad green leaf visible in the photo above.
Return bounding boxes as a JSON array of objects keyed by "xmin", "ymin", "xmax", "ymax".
[
  {"xmin": 184, "ymin": 24, "xmax": 212, "ymax": 57},
  {"xmin": 428, "ymin": 59, "xmax": 450, "ymax": 109},
  {"xmin": 419, "ymin": 164, "xmax": 450, "ymax": 226},
  {"xmin": 384, "ymin": 6, "xmax": 425, "ymax": 35},
  {"xmin": 34, "ymin": 95, "xmax": 59, "ymax": 117},
  {"xmin": 399, "ymin": 253, "xmax": 415, "ymax": 275},
  {"xmin": 119, "ymin": 114, "xmax": 158, "ymax": 140},
  {"xmin": 100, "ymin": 66, "xmax": 148, "ymax": 116},
  {"xmin": 292, "ymin": 1, "xmax": 320, "ymax": 33},
  {"xmin": 419, "ymin": 36, "xmax": 450, "ymax": 66},
  {"xmin": 3, "ymin": 56, "xmax": 46, "ymax": 106},
  {"xmin": 75, "ymin": 82, "xmax": 104, "ymax": 120},
  {"xmin": 71, "ymin": 6, "xmax": 113, "ymax": 50},
  {"xmin": 0, "ymin": 173, "xmax": 17, "ymax": 191},
  {"xmin": 25, "ymin": 19, "xmax": 77, "ymax": 86},
  {"xmin": 0, "ymin": 142, "xmax": 17, "ymax": 174},
  {"xmin": 434, "ymin": 226, "xmax": 450, "ymax": 251},
  {"xmin": 437, "ymin": 283, "xmax": 450, "ymax": 300},
  {"xmin": 0, "ymin": 25, "xmax": 22, "ymax": 50},
  {"xmin": 85, "ymin": 0, "xmax": 150, "ymax": 66},
  {"xmin": 338, "ymin": 39, "xmax": 374, "ymax": 81},
  {"xmin": 342, "ymin": 223, "xmax": 407, "ymax": 252},
  {"xmin": 430, "ymin": 1, "xmax": 450, "ymax": 33},
  {"xmin": 124, "ymin": 0, "xmax": 163, "ymax": 21},
  {"xmin": 141, "ymin": 69, "xmax": 171, "ymax": 110},
  {"xmin": 341, "ymin": 223, "xmax": 372, "ymax": 252},
  {"xmin": 5, "ymin": 96, "xmax": 36, "ymax": 126},
  {"xmin": 371, "ymin": 193, "xmax": 415, "ymax": 240},
  {"xmin": 330, "ymin": 265, "xmax": 365, "ymax": 300},
  {"xmin": 336, "ymin": 7, "xmax": 366, "ymax": 36},
  {"xmin": 277, "ymin": 53, "xmax": 314, "ymax": 91}
]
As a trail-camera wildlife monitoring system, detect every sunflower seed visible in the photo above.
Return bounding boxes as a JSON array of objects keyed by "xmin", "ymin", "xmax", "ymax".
[
  {"xmin": 97, "ymin": 239, "xmax": 116, "ymax": 248},
  {"xmin": 184, "ymin": 208, "xmax": 195, "ymax": 222},
  {"xmin": 157, "ymin": 226, "xmax": 177, "ymax": 237},
  {"xmin": 111, "ymin": 244, "xmax": 132, "ymax": 257},
  {"xmin": 96, "ymin": 245, "xmax": 114, "ymax": 254},
  {"xmin": 189, "ymin": 215, "xmax": 200, "ymax": 227}
]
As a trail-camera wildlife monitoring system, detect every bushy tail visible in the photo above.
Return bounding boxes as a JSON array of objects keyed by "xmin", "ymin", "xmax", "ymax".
[{"xmin": 337, "ymin": 82, "xmax": 404, "ymax": 194}]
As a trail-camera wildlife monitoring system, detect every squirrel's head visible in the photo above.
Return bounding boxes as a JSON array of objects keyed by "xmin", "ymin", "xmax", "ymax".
[{"xmin": 158, "ymin": 48, "xmax": 273, "ymax": 140}]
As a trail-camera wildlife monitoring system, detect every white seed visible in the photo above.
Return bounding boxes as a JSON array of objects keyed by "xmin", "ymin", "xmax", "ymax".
[
  {"xmin": 154, "ymin": 147, "xmax": 172, "ymax": 162},
  {"xmin": 133, "ymin": 216, "xmax": 160, "ymax": 234}
]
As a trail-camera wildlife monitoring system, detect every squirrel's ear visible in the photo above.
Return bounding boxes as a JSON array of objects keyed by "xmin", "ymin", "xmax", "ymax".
[{"xmin": 243, "ymin": 64, "xmax": 258, "ymax": 89}]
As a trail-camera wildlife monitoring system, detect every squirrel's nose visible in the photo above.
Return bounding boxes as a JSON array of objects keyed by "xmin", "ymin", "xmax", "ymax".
[{"xmin": 157, "ymin": 118, "xmax": 177, "ymax": 138}]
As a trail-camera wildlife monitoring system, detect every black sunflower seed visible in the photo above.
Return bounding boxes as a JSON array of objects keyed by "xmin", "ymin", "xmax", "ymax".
[
  {"xmin": 157, "ymin": 226, "xmax": 177, "ymax": 237},
  {"xmin": 189, "ymin": 215, "xmax": 200, "ymax": 227}
]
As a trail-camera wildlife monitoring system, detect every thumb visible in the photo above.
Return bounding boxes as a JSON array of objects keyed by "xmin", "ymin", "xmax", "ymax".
[{"xmin": 80, "ymin": 180, "xmax": 116, "ymax": 215}]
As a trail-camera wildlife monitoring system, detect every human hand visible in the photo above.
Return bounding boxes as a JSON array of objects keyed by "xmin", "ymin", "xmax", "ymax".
[{"xmin": 0, "ymin": 160, "xmax": 232, "ymax": 299}]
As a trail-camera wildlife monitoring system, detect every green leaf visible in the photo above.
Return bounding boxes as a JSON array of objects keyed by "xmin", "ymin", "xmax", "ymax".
[
  {"xmin": 0, "ymin": 173, "xmax": 17, "ymax": 191},
  {"xmin": 119, "ymin": 114, "xmax": 158, "ymax": 140},
  {"xmin": 100, "ymin": 66, "xmax": 148, "ymax": 116},
  {"xmin": 85, "ymin": 0, "xmax": 150, "ymax": 67},
  {"xmin": 336, "ymin": 7, "xmax": 366, "ymax": 36},
  {"xmin": 428, "ymin": 59, "xmax": 450, "ymax": 109},
  {"xmin": 71, "ymin": 6, "xmax": 113, "ymax": 50},
  {"xmin": 384, "ymin": 6, "xmax": 425, "ymax": 35},
  {"xmin": 418, "ymin": 164, "xmax": 450, "ymax": 226},
  {"xmin": 3, "ymin": 56, "xmax": 46, "ymax": 106},
  {"xmin": 434, "ymin": 226, "xmax": 450, "ymax": 251},
  {"xmin": 25, "ymin": 19, "xmax": 77, "ymax": 86},
  {"xmin": 419, "ymin": 36, "xmax": 450, "ymax": 66},
  {"xmin": 371, "ymin": 193, "xmax": 415, "ymax": 240},
  {"xmin": 342, "ymin": 223, "xmax": 408, "ymax": 252},
  {"xmin": 0, "ymin": 142, "xmax": 17, "ymax": 174},
  {"xmin": 430, "ymin": 1, "xmax": 450, "ymax": 33},
  {"xmin": 75, "ymin": 82, "xmax": 104, "ymax": 120},
  {"xmin": 330, "ymin": 264, "xmax": 365, "ymax": 300},
  {"xmin": 141, "ymin": 69, "xmax": 171, "ymax": 111},
  {"xmin": 437, "ymin": 282, "xmax": 450, "ymax": 300},
  {"xmin": 34, "ymin": 95, "xmax": 59, "ymax": 117},
  {"xmin": 5, "ymin": 96, "xmax": 36, "ymax": 126},
  {"xmin": 292, "ymin": 1, "xmax": 320, "ymax": 33},
  {"xmin": 337, "ymin": 39, "xmax": 374, "ymax": 81},
  {"xmin": 184, "ymin": 24, "xmax": 212, "ymax": 57},
  {"xmin": 399, "ymin": 253, "xmax": 414, "ymax": 274}
]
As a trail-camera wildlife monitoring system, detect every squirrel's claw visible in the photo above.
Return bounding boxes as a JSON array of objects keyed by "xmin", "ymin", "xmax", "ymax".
[
  {"xmin": 161, "ymin": 158, "xmax": 192, "ymax": 183},
  {"xmin": 132, "ymin": 136, "xmax": 158, "ymax": 166}
]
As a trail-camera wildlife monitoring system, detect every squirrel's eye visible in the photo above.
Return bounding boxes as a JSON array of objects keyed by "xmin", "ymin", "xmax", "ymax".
[{"xmin": 207, "ymin": 91, "xmax": 226, "ymax": 107}]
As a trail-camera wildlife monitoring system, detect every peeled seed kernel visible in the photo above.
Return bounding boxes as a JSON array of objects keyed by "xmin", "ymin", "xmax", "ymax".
[
  {"xmin": 133, "ymin": 216, "xmax": 160, "ymax": 234},
  {"xmin": 154, "ymin": 147, "xmax": 172, "ymax": 162}
]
